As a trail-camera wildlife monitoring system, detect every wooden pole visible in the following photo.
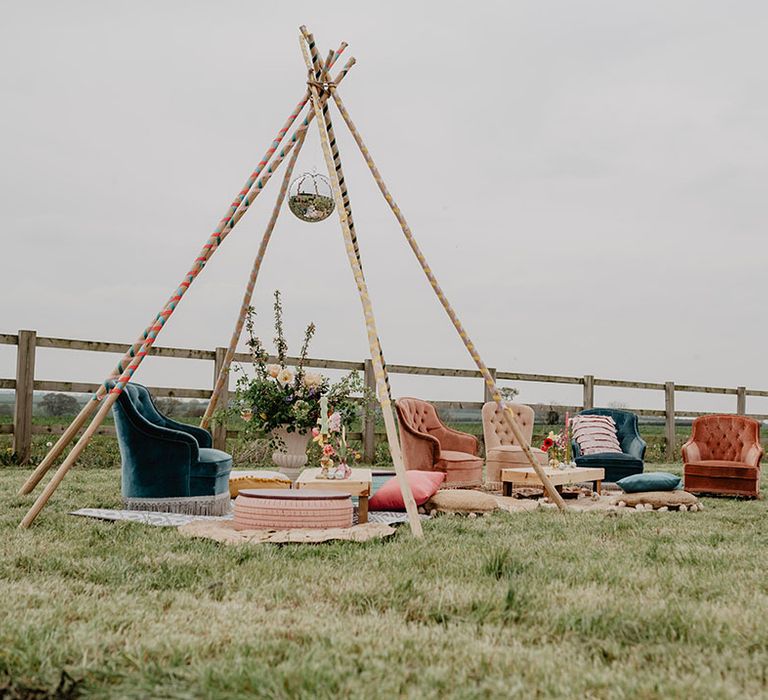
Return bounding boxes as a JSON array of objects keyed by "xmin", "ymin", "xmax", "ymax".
[
  {"xmin": 484, "ymin": 368, "xmax": 496, "ymax": 404},
  {"xmin": 201, "ymin": 54, "xmax": 346, "ymax": 429},
  {"xmin": 20, "ymin": 392, "xmax": 118, "ymax": 528},
  {"xmin": 12, "ymin": 330, "xmax": 36, "ymax": 465},
  {"xmin": 664, "ymin": 381, "xmax": 676, "ymax": 461},
  {"xmin": 363, "ymin": 358, "xmax": 376, "ymax": 463},
  {"xmin": 300, "ymin": 27, "xmax": 423, "ymax": 536},
  {"xmin": 737, "ymin": 386, "xmax": 746, "ymax": 415},
  {"xmin": 211, "ymin": 347, "xmax": 229, "ymax": 450},
  {"xmin": 583, "ymin": 375, "xmax": 594, "ymax": 410},
  {"xmin": 328, "ymin": 80, "xmax": 567, "ymax": 510}
]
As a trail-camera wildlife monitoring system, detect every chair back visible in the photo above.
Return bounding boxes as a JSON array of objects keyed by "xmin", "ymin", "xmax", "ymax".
[
  {"xmin": 482, "ymin": 402, "xmax": 535, "ymax": 451},
  {"xmin": 395, "ymin": 398, "xmax": 443, "ymax": 438},
  {"xmin": 690, "ymin": 414, "xmax": 760, "ymax": 462}
]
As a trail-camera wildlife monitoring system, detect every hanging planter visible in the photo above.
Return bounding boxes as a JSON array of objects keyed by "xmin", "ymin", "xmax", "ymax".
[{"xmin": 287, "ymin": 172, "xmax": 335, "ymax": 222}]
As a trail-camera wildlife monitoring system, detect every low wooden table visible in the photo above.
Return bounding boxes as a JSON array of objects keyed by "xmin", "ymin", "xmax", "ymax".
[
  {"xmin": 295, "ymin": 468, "xmax": 373, "ymax": 524},
  {"xmin": 501, "ymin": 466, "xmax": 605, "ymax": 497}
]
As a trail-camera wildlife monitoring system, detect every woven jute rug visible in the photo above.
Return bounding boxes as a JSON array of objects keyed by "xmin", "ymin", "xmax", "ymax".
[{"xmin": 178, "ymin": 519, "xmax": 396, "ymax": 545}]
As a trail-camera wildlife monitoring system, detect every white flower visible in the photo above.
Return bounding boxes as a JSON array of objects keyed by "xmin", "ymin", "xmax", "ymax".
[
  {"xmin": 303, "ymin": 372, "xmax": 323, "ymax": 389},
  {"xmin": 45, "ymin": 441, "xmax": 53, "ymax": 448},
  {"xmin": 266, "ymin": 364, "xmax": 281, "ymax": 378},
  {"xmin": 276, "ymin": 368, "xmax": 294, "ymax": 386}
]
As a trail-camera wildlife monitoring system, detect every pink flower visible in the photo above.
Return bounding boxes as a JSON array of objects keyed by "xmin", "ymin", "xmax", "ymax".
[
  {"xmin": 323, "ymin": 444, "xmax": 335, "ymax": 456},
  {"xmin": 312, "ymin": 427, "xmax": 320, "ymax": 437},
  {"xmin": 328, "ymin": 411, "xmax": 342, "ymax": 432}
]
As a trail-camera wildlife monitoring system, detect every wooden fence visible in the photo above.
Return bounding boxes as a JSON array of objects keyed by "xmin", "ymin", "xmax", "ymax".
[{"xmin": 2, "ymin": 330, "xmax": 767, "ymax": 464}]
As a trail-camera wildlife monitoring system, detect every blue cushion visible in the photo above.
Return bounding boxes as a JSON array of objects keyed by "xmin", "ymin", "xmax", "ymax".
[
  {"xmin": 617, "ymin": 472, "xmax": 682, "ymax": 493},
  {"xmin": 194, "ymin": 448, "xmax": 233, "ymax": 477}
]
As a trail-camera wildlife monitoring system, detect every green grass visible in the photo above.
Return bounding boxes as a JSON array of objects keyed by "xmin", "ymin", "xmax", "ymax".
[{"xmin": 2, "ymin": 463, "xmax": 768, "ymax": 698}]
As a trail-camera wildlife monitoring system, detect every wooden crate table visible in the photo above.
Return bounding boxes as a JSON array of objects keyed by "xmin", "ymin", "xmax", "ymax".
[
  {"xmin": 501, "ymin": 466, "xmax": 605, "ymax": 497},
  {"xmin": 295, "ymin": 468, "xmax": 373, "ymax": 524}
]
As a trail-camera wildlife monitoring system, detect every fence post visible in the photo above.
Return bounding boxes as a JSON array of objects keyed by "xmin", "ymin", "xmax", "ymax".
[
  {"xmin": 363, "ymin": 359, "xmax": 376, "ymax": 463},
  {"xmin": 484, "ymin": 368, "xmax": 496, "ymax": 404},
  {"xmin": 13, "ymin": 329, "xmax": 37, "ymax": 464},
  {"xmin": 736, "ymin": 386, "xmax": 746, "ymax": 415},
  {"xmin": 211, "ymin": 347, "xmax": 228, "ymax": 451},
  {"xmin": 665, "ymin": 381, "xmax": 675, "ymax": 461},
  {"xmin": 582, "ymin": 375, "xmax": 594, "ymax": 410}
]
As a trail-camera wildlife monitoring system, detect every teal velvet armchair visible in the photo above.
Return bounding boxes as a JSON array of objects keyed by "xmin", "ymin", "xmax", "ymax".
[
  {"xmin": 572, "ymin": 408, "xmax": 646, "ymax": 482},
  {"xmin": 110, "ymin": 382, "xmax": 232, "ymax": 515}
]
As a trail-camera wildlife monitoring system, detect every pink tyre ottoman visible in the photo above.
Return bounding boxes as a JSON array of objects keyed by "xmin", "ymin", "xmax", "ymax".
[{"xmin": 233, "ymin": 489, "xmax": 353, "ymax": 530}]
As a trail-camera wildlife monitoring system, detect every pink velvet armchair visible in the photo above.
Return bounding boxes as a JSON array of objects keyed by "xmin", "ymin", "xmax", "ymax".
[
  {"xmin": 683, "ymin": 415, "xmax": 763, "ymax": 498},
  {"xmin": 395, "ymin": 398, "xmax": 483, "ymax": 487}
]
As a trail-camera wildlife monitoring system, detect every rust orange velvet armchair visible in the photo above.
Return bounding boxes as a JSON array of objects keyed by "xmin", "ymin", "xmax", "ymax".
[
  {"xmin": 395, "ymin": 398, "xmax": 482, "ymax": 487},
  {"xmin": 682, "ymin": 414, "xmax": 763, "ymax": 498}
]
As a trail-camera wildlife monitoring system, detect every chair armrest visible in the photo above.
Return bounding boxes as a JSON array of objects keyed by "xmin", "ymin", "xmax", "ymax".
[
  {"xmin": 743, "ymin": 442, "xmax": 764, "ymax": 468},
  {"xmin": 436, "ymin": 426, "xmax": 479, "ymax": 455},
  {"xmin": 571, "ymin": 439, "xmax": 581, "ymax": 459},
  {"xmin": 624, "ymin": 434, "xmax": 646, "ymax": 461},
  {"xmin": 681, "ymin": 439, "xmax": 701, "ymax": 464},
  {"xmin": 161, "ymin": 417, "xmax": 213, "ymax": 449}
]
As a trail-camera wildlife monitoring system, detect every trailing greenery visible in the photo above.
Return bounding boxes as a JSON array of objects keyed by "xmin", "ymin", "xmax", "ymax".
[{"xmin": 1, "ymin": 465, "xmax": 768, "ymax": 698}]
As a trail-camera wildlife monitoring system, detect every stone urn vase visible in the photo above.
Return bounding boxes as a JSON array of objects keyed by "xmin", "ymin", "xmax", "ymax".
[{"xmin": 270, "ymin": 426, "xmax": 311, "ymax": 482}]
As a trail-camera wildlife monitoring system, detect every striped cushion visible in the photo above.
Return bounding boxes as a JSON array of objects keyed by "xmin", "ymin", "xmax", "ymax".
[{"xmin": 572, "ymin": 415, "xmax": 622, "ymax": 455}]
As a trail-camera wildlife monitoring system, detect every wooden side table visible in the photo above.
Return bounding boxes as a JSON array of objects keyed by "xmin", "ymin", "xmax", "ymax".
[
  {"xmin": 295, "ymin": 468, "xmax": 373, "ymax": 523},
  {"xmin": 501, "ymin": 466, "xmax": 605, "ymax": 497}
]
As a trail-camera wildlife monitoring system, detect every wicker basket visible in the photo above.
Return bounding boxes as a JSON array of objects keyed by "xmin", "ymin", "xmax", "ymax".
[{"xmin": 233, "ymin": 488, "xmax": 353, "ymax": 530}]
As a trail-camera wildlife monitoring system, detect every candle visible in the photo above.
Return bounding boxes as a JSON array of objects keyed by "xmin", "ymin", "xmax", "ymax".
[
  {"xmin": 565, "ymin": 412, "xmax": 570, "ymax": 463},
  {"xmin": 319, "ymin": 396, "xmax": 329, "ymax": 434}
]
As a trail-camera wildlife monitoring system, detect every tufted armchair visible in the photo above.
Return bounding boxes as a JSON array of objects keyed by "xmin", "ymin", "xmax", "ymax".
[
  {"xmin": 395, "ymin": 398, "xmax": 482, "ymax": 487},
  {"xmin": 683, "ymin": 415, "xmax": 763, "ymax": 498},
  {"xmin": 572, "ymin": 408, "xmax": 646, "ymax": 482},
  {"xmin": 110, "ymin": 381, "xmax": 233, "ymax": 515},
  {"xmin": 482, "ymin": 402, "xmax": 548, "ymax": 488}
]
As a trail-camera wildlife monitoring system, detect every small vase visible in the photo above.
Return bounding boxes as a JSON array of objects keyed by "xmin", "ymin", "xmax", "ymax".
[{"xmin": 270, "ymin": 426, "xmax": 311, "ymax": 482}]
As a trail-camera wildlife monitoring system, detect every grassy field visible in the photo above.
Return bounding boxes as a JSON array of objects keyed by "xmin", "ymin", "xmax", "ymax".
[{"xmin": 2, "ymin": 463, "xmax": 768, "ymax": 699}]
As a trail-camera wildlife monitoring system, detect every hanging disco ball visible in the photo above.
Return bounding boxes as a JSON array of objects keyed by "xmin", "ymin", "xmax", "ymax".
[{"xmin": 287, "ymin": 172, "xmax": 335, "ymax": 223}]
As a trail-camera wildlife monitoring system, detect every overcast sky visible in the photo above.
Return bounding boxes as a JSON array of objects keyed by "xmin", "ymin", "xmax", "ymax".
[{"xmin": 1, "ymin": 1, "xmax": 766, "ymax": 414}]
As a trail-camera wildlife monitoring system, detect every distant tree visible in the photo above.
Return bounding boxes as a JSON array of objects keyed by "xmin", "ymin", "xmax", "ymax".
[
  {"xmin": 41, "ymin": 393, "xmax": 79, "ymax": 417},
  {"xmin": 186, "ymin": 400, "xmax": 206, "ymax": 418},
  {"xmin": 154, "ymin": 396, "xmax": 181, "ymax": 417},
  {"xmin": 608, "ymin": 400, "xmax": 628, "ymax": 410}
]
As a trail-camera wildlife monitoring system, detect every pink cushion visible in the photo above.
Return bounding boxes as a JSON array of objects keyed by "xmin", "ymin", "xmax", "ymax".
[
  {"xmin": 369, "ymin": 470, "xmax": 445, "ymax": 511},
  {"xmin": 572, "ymin": 415, "xmax": 622, "ymax": 455}
]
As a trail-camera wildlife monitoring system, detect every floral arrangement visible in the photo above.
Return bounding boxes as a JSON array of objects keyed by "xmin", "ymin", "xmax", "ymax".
[
  {"xmin": 311, "ymin": 410, "xmax": 362, "ymax": 479},
  {"xmin": 232, "ymin": 291, "xmax": 366, "ymax": 448},
  {"xmin": 539, "ymin": 412, "xmax": 573, "ymax": 468}
]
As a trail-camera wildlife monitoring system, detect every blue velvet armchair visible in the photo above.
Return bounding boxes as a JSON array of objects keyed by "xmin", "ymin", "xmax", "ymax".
[
  {"xmin": 110, "ymin": 382, "xmax": 232, "ymax": 515},
  {"xmin": 572, "ymin": 408, "xmax": 646, "ymax": 482}
]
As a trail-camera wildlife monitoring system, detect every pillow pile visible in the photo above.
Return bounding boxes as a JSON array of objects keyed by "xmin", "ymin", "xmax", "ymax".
[
  {"xmin": 369, "ymin": 470, "xmax": 445, "ymax": 511},
  {"xmin": 571, "ymin": 415, "xmax": 622, "ymax": 455}
]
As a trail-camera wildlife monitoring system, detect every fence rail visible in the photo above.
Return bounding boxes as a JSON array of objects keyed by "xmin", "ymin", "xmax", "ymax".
[{"xmin": 2, "ymin": 330, "xmax": 766, "ymax": 464}]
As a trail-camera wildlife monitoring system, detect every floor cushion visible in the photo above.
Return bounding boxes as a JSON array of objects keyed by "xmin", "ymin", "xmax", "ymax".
[
  {"xmin": 369, "ymin": 470, "xmax": 445, "ymax": 511},
  {"xmin": 425, "ymin": 489, "xmax": 498, "ymax": 514},
  {"xmin": 615, "ymin": 490, "xmax": 699, "ymax": 509},
  {"xmin": 228, "ymin": 470, "xmax": 292, "ymax": 498},
  {"xmin": 617, "ymin": 472, "xmax": 682, "ymax": 493}
]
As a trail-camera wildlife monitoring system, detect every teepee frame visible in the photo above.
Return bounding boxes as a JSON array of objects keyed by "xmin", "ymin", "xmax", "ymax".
[{"xmin": 19, "ymin": 27, "xmax": 566, "ymax": 531}]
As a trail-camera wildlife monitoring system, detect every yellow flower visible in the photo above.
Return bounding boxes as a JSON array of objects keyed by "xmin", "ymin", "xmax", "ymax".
[
  {"xmin": 276, "ymin": 368, "xmax": 294, "ymax": 386},
  {"xmin": 266, "ymin": 364, "xmax": 281, "ymax": 378}
]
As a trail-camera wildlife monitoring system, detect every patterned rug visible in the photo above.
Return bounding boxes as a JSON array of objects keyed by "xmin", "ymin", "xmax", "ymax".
[{"xmin": 70, "ymin": 507, "xmax": 422, "ymax": 528}]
